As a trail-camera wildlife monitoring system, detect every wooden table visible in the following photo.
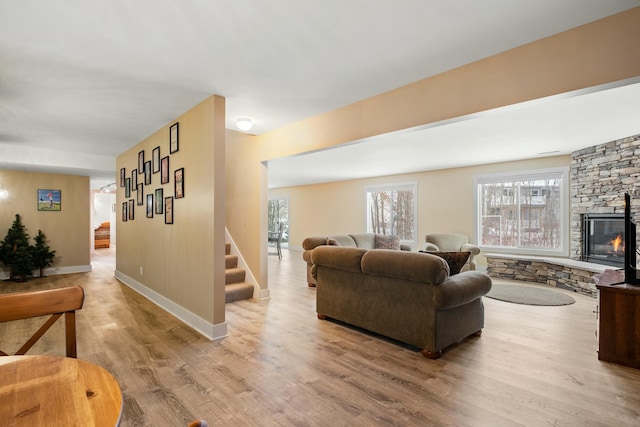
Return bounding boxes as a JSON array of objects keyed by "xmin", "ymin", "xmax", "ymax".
[{"xmin": 0, "ymin": 355, "xmax": 123, "ymax": 426}]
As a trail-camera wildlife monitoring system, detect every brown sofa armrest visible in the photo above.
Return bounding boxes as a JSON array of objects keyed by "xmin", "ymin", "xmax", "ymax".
[
  {"xmin": 302, "ymin": 236, "xmax": 331, "ymax": 251},
  {"xmin": 433, "ymin": 271, "xmax": 492, "ymax": 310}
]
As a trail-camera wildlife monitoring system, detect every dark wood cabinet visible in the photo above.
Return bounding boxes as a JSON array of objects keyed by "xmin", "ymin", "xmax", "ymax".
[{"xmin": 596, "ymin": 283, "xmax": 640, "ymax": 369}]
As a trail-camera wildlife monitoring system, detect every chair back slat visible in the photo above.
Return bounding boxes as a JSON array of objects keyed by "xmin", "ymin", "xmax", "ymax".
[{"xmin": 0, "ymin": 286, "xmax": 85, "ymax": 358}]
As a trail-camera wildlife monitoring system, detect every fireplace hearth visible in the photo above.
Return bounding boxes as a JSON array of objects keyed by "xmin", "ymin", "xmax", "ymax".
[{"xmin": 581, "ymin": 213, "xmax": 625, "ymax": 267}]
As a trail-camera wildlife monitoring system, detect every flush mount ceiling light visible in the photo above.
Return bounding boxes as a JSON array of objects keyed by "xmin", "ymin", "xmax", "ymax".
[{"xmin": 236, "ymin": 118, "xmax": 253, "ymax": 132}]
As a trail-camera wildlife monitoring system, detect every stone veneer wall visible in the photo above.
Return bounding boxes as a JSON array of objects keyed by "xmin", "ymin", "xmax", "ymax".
[
  {"xmin": 570, "ymin": 134, "xmax": 640, "ymax": 261},
  {"xmin": 485, "ymin": 254, "xmax": 608, "ymax": 297}
]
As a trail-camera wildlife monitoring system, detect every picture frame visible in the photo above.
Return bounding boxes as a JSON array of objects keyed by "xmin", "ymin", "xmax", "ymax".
[
  {"xmin": 125, "ymin": 178, "xmax": 131, "ymax": 198},
  {"xmin": 120, "ymin": 168, "xmax": 126, "ymax": 187},
  {"xmin": 144, "ymin": 161, "xmax": 152, "ymax": 185},
  {"xmin": 38, "ymin": 189, "xmax": 61, "ymax": 211},
  {"xmin": 161, "ymin": 156, "xmax": 170, "ymax": 184},
  {"xmin": 164, "ymin": 196, "xmax": 174, "ymax": 224},
  {"xmin": 132, "ymin": 169, "xmax": 138, "ymax": 189},
  {"xmin": 170, "ymin": 122, "xmax": 179, "ymax": 154},
  {"xmin": 174, "ymin": 168, "xmax": 184, "ymax": 199},
  {"xmin": 122, "ymin": 202, "xmax": 128, "ymax": 222},
  {"xmin": 152, "ymin": 146, "xmax": 160, "ymax": 173},
  {"xmin": 155, "ymin": 188, "xmax": 163, "ymax": 214},
  {"xmin": 138, "ymin": 150, "xmax": 145, "ymax": 173},
  {"xmin": 128, "ymin": 199, "xmax": 135, "ymax": 220},
  {"xmin": 146, "ymin": 194, "xmax": 154, "ymax": 218},
  {"xmin": 136, "ymin": 184, "xmax": 143, "ymax": 205}
]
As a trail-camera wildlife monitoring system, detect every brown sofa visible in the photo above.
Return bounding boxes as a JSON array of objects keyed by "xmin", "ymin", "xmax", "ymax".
[
  {"xmin": 311, "ymin": 246, "xmax": 492, "ymax": 359},
  {"xmin": 302, "ymin": 233, "xmax": 411, "ymax": 287}
]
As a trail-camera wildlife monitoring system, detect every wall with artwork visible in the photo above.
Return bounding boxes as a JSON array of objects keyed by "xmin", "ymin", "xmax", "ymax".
[
  {"xmin": 0, "ymin": 169, "xmax": 91, "ymax": 278},
  {"xmin": 115, "ymin": 94, "xmax": 226, "ymax": 338}
]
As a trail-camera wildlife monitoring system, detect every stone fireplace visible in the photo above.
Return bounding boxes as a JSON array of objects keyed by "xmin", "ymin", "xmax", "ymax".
[
  {"xmin": 581, "ymin": 213, "xmax": 624, "ymax": 267},
  {"xmin": 570, "ymin": 134, "xmax": 640, "ymax": 263}
]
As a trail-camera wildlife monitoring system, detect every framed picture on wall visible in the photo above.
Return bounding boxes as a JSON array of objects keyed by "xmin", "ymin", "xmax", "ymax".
[
  {"xmin": 128, "ymin": 199, "xmax": 135, "ymax": 220},
  {"xmin": 120, "ymin": 168, "xmax": 126, "ymax": 187},
  {"xmin": 174, "ymin": 168, "xmax": 184, "ymax": 199},
  {"xmin": 161, "ymin": 156, "xmax": 170, "ymax": 184},
  {"xmin": 37, "ymin": 189, "xmax": 61, "ymax": 211},
  {"xmin": 144, "ymin": 161, "xmax": 152, "ymax": 185},
  {"xmin": 125, "ymin": 178, "xmax": 131, "ymax": 198},
  {"xmin": 137, "ymin": 184, "xmax": 143, "ymax": 205},
  {"xmin": 164, "ymin": 196, "xmax": 174, "ymax": 224},
  {"xmin": 155, "ymin": 188, "xmax": 163, "ymax": 214},
  {"xmin": 170, "ymin": 122, "xmax": 179, "ymax": 154},
  {"xmin": 146, "ymin": 194, "xmax": 154, "ymax": 218},
  {"xmin": 122, "ymin": 202, "xmax": 128, "ymax": 222},
  {"xmin": 132, "ymin": 169, "xmax": 138, "ymax": 189},
  {"xmin": 152, "ymin": 146, "xmax": 160, "ymax": 173},
  {"xmin": 138, "ymin": 150, "xmax": 145, "ymax": 173}
]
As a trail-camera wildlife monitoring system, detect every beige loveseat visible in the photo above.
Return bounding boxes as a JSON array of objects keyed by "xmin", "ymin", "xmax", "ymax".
[
  {"xmin": 302, "ymin": 233, "xmax": 411, "ymax": 287},
  {"xmin": 311, "ymin": 246, "xmax": 492, "ymax": 359}
]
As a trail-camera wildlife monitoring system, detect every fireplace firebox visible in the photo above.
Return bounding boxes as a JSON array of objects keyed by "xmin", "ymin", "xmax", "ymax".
[{"xmin": 581, "ymin": 213, "xmax": 625, "ymax": 267}]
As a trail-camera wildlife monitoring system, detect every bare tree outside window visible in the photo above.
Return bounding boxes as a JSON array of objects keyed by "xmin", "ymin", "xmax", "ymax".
[
  {"xmin": 476, "ymin": 170, "xmax": 565, "ymax": 252},
  {"xmin": 366, "ymin": 183, "xmax": 416, "ymax": 245}
]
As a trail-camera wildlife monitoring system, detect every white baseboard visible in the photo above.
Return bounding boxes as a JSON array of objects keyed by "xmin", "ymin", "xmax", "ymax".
[
  {"xmin": 0, "ymin": 264, "xmax": 92, "ymax": 281},
  {"xmin": 114, "ymin": 270, "xmax": 227, "ymax": 341}
]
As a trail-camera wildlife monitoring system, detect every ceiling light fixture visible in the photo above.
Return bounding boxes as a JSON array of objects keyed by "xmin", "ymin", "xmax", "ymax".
[{"xmin": 236, "ymin": 118, "xmax": 253, "ymax": 132}]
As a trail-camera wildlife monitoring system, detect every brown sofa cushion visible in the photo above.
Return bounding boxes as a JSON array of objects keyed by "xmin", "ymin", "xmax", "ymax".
[
  {"xmin": 361, "ymin": 249, "xmax": 449, "ymax": 285},
  {"xmin": 423, "ymin": 251, "xmax": 471, "ymax": 275}
]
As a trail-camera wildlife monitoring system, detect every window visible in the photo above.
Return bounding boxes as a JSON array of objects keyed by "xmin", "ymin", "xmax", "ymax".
[
  {"xmin": 474, "ymin": 168, "xmax": 568, "ymax": 255},
  {"xmin": 366, "ymin": 182, "xmax": 417, "ymax": 245},
  {"xmin": 267, "ymin": 197, "xmax": 289, "ymax": 246}
]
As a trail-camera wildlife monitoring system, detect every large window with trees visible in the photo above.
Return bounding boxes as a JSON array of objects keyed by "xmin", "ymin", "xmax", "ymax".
[
  {"xmin": 366, "ymin": 182, "xmax": 417, "ymax": 246},
  {"xmin": 474, "ymin": 168, "xmax": 568, "ymax": 256}
]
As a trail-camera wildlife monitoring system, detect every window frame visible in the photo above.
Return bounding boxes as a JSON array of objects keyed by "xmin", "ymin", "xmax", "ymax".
[
  {"xmin": 473, "ymin": 167, "xmax": 569, "ymax": 257},
  {"xmin": 365, "ymin": 181, "xmax": 418, "ymax": 247}
]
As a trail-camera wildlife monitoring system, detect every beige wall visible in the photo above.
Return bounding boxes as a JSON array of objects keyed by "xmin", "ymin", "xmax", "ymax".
[
  {"xmin": 116, "ymin": 95, "xmax": 226, "ymax": 334},
  {"xmin": 269, "ymin": 155, "xmax": 571, "ymax": 262},
  {"xmin": 226, "ymin": 8, "xmax": 640, "ymax": 287},
  {"xmin": 0, "ymin": 170, "xmax": 90, "ymax": 275}
]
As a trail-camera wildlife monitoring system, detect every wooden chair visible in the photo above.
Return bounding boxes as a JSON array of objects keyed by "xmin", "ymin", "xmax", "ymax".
[
  {"xmin": 0, "ymin": 286, "xmax": 85, "ymax": 358},
  {"xmin": 268, "ymin": 222, "xmax": 285, "ymax": 259}
]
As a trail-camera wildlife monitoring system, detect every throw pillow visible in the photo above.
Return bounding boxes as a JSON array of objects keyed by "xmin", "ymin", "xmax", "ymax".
[
  {"xmin": 422, "ymin": 251, "xmax": 470, "ymax": 275},
  {"xmin": 374, "ymin": 234, "xmax": 400, "ymax": 250},
  {"xmin": 326, "ymin": 238, "xmax": 341, "ymax": 246}
]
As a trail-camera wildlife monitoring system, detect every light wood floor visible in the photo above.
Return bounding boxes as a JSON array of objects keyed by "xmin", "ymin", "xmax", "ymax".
[{"xmin": 1, "ymin": 248, "xmax": 639, "ymax": 426}]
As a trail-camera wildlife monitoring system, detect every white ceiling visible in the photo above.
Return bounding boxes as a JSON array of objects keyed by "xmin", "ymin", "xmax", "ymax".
[{"xmin": 1, "ymin": 0, "xmax": 639, "ymax": 190}]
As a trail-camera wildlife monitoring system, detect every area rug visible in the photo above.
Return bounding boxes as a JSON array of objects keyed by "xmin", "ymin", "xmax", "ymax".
[{"xmin": 485, "ymin": 284, "xmax": 575, "ymax": 306}]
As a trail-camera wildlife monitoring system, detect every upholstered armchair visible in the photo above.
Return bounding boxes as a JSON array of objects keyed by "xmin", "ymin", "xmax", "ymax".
[{"xmin": 424, "ymin": 233, "xmax": 480, "ymax": 271}]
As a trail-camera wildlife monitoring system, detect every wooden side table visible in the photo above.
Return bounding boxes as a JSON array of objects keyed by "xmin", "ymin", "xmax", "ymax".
[
  {"xmin": 596, "ymin": 282, "xmax": 640, "ymax": 369},
  {"xmin": 0, "ymin": 355, "xmax": 123, "ymax": 426}
]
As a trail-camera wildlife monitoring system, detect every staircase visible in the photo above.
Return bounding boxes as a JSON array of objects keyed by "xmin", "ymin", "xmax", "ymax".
[{"xmin": 225, "ymin": 242, "xmax": 254, "ymax": 303}]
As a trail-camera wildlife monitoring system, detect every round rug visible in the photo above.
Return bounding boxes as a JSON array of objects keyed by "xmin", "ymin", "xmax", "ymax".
[{"xmin": 485, "ymin": 284, "xmax": 575, "ymax": 306}]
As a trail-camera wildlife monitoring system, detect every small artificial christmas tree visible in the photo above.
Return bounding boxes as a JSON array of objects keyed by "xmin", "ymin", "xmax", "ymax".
[
  {"xmin": 32, "ymin": 229, "xmax": 56, "ymax": 277},
  {"xmin": 0, "ymin": 214, "xmax": 35, "ymax": 281}
]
